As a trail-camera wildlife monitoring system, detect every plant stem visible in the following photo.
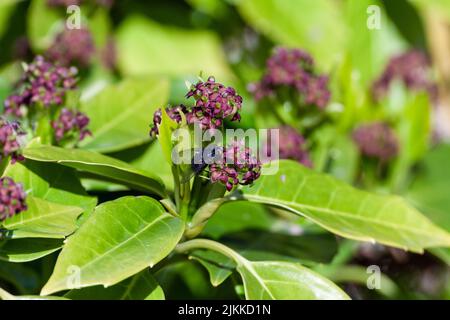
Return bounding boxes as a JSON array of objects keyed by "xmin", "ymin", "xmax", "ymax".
[{"xmin": 175, "ymin": 238, "xmax": 242, "ymax": 264}]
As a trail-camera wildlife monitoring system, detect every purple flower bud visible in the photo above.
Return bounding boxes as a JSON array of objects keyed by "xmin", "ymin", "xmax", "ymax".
[
  {"xmin": 149, "ymin": 105, "xmax": 189, "ymax": 137},
  {"xmin": 264, "ymin": 126, "xmax": 312, "ymax": 167},
  {"xmin": 372, "ymin": 50, "xmax": 437, "ymax": 101},
  {"xmin": 209, "ymin": 141, "xmax": 261, "ymax": 191},
  {"xmin": 4, "ymin": 56, "xmax": 78, "ymax": 117},
  {"xmin": 352, "ymin": 122, "xmax": 399, "ymax": 162},
  {"xmin": 0, "ymin": 177, "xmax": 27, "ymax": 221},
  {"xmin": 249, "ymin": 47, "xmax": 331, "ymax": 109},
  {"xmin": 186, "ymin": 76, "xmax": 242, "ymax": 129},
  {"xmin": 51, "ymin": 108, "xmax": 91, "ymax": 143},
  {"xmin": 46, "ymin": 27, "xmax": 95, "ymax": 68},
  {"xmin": 0, "ymin": 118, "xmax": 25, "ymax": 164}
]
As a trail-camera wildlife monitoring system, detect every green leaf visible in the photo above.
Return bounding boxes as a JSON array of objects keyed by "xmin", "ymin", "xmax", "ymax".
[
  {"xmin": 0, "ymin": 287, "xmax": 67, "ymax": 300},
  {"xmin": 116, "ymin": 15, "xmax": 233, "ymax": 79},
  {"xmin": 79, "ymin": 78, "xmax": 170, "ymax": 153},
  {"xmin": 189, "ymin": 250, "xmax": 235, "ymax": 287},
  {"xmin": 236, "ymin": 0, "xmax": 346, "ymax": 69},
  {"xmin": 27, "ymin": 0, "xmax": 62, "ymax": 51},
  {"xmin": 4, "ymin": 160, "xmax": 97, "ymax": 215},
  {"xmin": 158, "ymin": 107, "xmax": 180, "ymax": 165},
  {"xmin": 344, "ymin": 0, "xmax": 407, "ymax": 86},
  {"xmin": 112, "ymin": 142, "xmax": 174, "ymax": 190},
  {"xmin": 314, "ymin": 264, "xmax": 399, "ymax": 298},
  {"xmin": 0, "ymin": 238, "xmax": 62, "ymax": 262},
  {"xmin": 390, "ymin": 92, "xmax": 431, "ymax": 191},
  {"xmin": 408, "ymin": 144, "xmax": 450, "ymax": 231},
  {"xmin": 23, "ymin": 141, "xmax": 166, "ymax": 197},
  {"xmin": 238, "ymin": 260, "xmax": 348, "ymax": 300},
  {"xmin": 243, "ymin": 160, "xmax": 450, "ymax": 253},
  {"xmin": 41, "ymin": 196, "xmax": 184, "ymax": 295},
  {"xmin": 65, "ymin": 270, "xmax": 165, "ymax": 300},
  {"xmin": 0, "ymin": 0, "xmax": 19, "ymax": 39},
  {"xmin": 177, "ymin": 239, "xmax": 349, "ymax": 300},
  {"xmin": 2, "ymin": 196, "xmax": 83, "ymax": 239}
]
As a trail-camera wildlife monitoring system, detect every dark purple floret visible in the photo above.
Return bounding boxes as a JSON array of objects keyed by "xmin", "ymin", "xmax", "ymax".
[
  {"xmin": 352, "ymin": 122, "xmax": 399, "ymax": 162},
  {"xmin": 249, "ymin": 47, "xmax": 331, "ymax": 109},
  {"xmin": 0, "ymin": 118, "xmax": 25, "ymax": 164},
  {"xmin": 264, "ymin": 126, "xmax": 312, "ymax": 167},
  {"xmin": 0, "ymin": 177, "xmax": 27, "ymax": 222},
  {"xmin": 46, "ymin": 27, "xmax": 95, "ymax": 68},
  {"xmin": 209, "ymin": 141, "xmax": 261, "ymax": 191},
  {"xmin": 4, "ymin": 55, "xmax": 78, "ymax": 117},
  {"xmin": 186, "ymin": 76, "xmax": 242, "ymax": 129},
  {"xmin": 52, "ymin": 108, "xmax": 91, "ymax": 143},
  {"xmin": 149, "ymin": 105, "xmax": 189, "ymax": 137},
  {"xmin": 372, "ymin": 50, "xmax": 437, "ymax": 101}
]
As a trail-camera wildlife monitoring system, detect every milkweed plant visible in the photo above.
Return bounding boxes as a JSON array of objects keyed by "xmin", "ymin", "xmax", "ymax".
[{"xmin": 0, "ymin": 0, "xmax": 450, "ymax": 301}]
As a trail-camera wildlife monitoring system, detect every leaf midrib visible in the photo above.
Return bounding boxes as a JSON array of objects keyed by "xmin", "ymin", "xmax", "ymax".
[{"xmin": 245, "ymin": 194, "xmax": 450, "ymax": 241}]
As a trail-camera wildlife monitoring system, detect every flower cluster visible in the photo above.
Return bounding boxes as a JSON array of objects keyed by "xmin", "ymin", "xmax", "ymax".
[
  {"xmin": 51, "ymin": 108, "xmax": 91, "ymax": 143},
  {"xmin": 46, "ymin": 28, "xmax": 95, "ymax": 68},
  {"xmin": 150, "ymin": 77, "xmax": 242, "ymax": 135},
  {"xmin": 0, "ymin": 177, "xmax": 27, "ymax": 222},
  {"xmin": 372, "ymin": 50, "xmax": 437, "ymax": 101},
  {"xmin": 0, "ymin": 118, "xmax": 25, "ymax": 164},
  {"xmin": 264, "ymin": 126, "xmax": 312, "ymax": 167},
  {"xmin": 209, "ymin": 141, "xmax": 261, "ymax": 191},
  {"xmin": 149, "ymin": 105, "xmax": 188, "ymax": 137},
  {"xmin": 249, "ymin": 47, "xmax": 331, "ymax": 109},
  {"xmin": 352, "ymin": 122, "xmax": 399, "ymax": 162},
  {"xmin": 4, "ymin": 56, "xmax": 78, "ymax": 117},
  {"xmin": 186, "ymin": 76, "xmax": 242, "ymax": 129}
]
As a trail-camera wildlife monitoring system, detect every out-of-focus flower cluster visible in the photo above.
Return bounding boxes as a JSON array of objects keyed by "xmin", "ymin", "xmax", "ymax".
[
  {"xmin": 3, "ymin": 56, "xmax": 91, "ymax": 146},
  {"xmin": 249, "ymin": 47, "xmax": 331, "ymax": 109},
  {"xmin": 210, "ymin": 141, "xmax": 261, "ymax": 191},
  {"xmin": 4, "ymin": 56, "xmax": 77, "ymax": 117},
  {"xmin": 150, "ymin": 77, "xmax": 242, "ymax": 136},
  {"xmin": 264, "ymin": 126, "xmax": 312, "ymax": 167},
  {"xmin": 0, "ymin": 177, "xmax": 27, "ymax": 222},
  {"xmin": 372, "ymin": 50, "xmax": 437, "ymax": 101},
  {"xmin": 46, "ymin": 28, "xmax": 95, "ymax": 68},
  {"xmin": 0, "ymin": 118, "xmax": 25, "ymax": 164},
  {"xmin": 352, "ymin": 122, "xmax": 399, "ymax": 162},
  {"xmin": 52, "ymin": 108, "xmax": 91, "ymax": 143}
]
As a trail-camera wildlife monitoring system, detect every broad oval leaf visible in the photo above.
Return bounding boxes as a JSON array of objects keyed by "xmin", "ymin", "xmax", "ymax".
[
  {"xmin": 116, "ymin": 15, "xmax": 233, "ymax": 80},
  {"xmin": 236, "ymin": 0, "xmax": 346, "ymax": 69},
  {"xmin": 41, "ymin": 196, "xmax": 184, "ymax": 295},
  {"xmin": 238, "ymin": 260, "xmax": 349, "ymax": 300},
  {"xmin": 177, "ymin": 240, "xmax": 348, "ymax": 300},
  {"xmin": 0, "ymin": 238, "xmax": 62, "ymax": 262},
  {"xmin": 23, "ymin": 141, "xmax": 166, "ymax": 197},
  {"xmin": 189, "ymin": 250, "xmax": 235, "ymax": 287},
  {"xmin": 243, "ymin": 160, "xmax": 450, "ymax": 253},
  {"xmin": 79, "ymin": 78, "xmax": 169, "ymax": 153},
  {"xmin": 2, "ymin": 196, "xmax": 83, "ymax": 239},
  {"xmin": 3, "ymin": 160, "xmax": 97, "ymax": 215},
  {"xmin": 65, "ymin": 270, "xmax": 164, "ymax": 300}
]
